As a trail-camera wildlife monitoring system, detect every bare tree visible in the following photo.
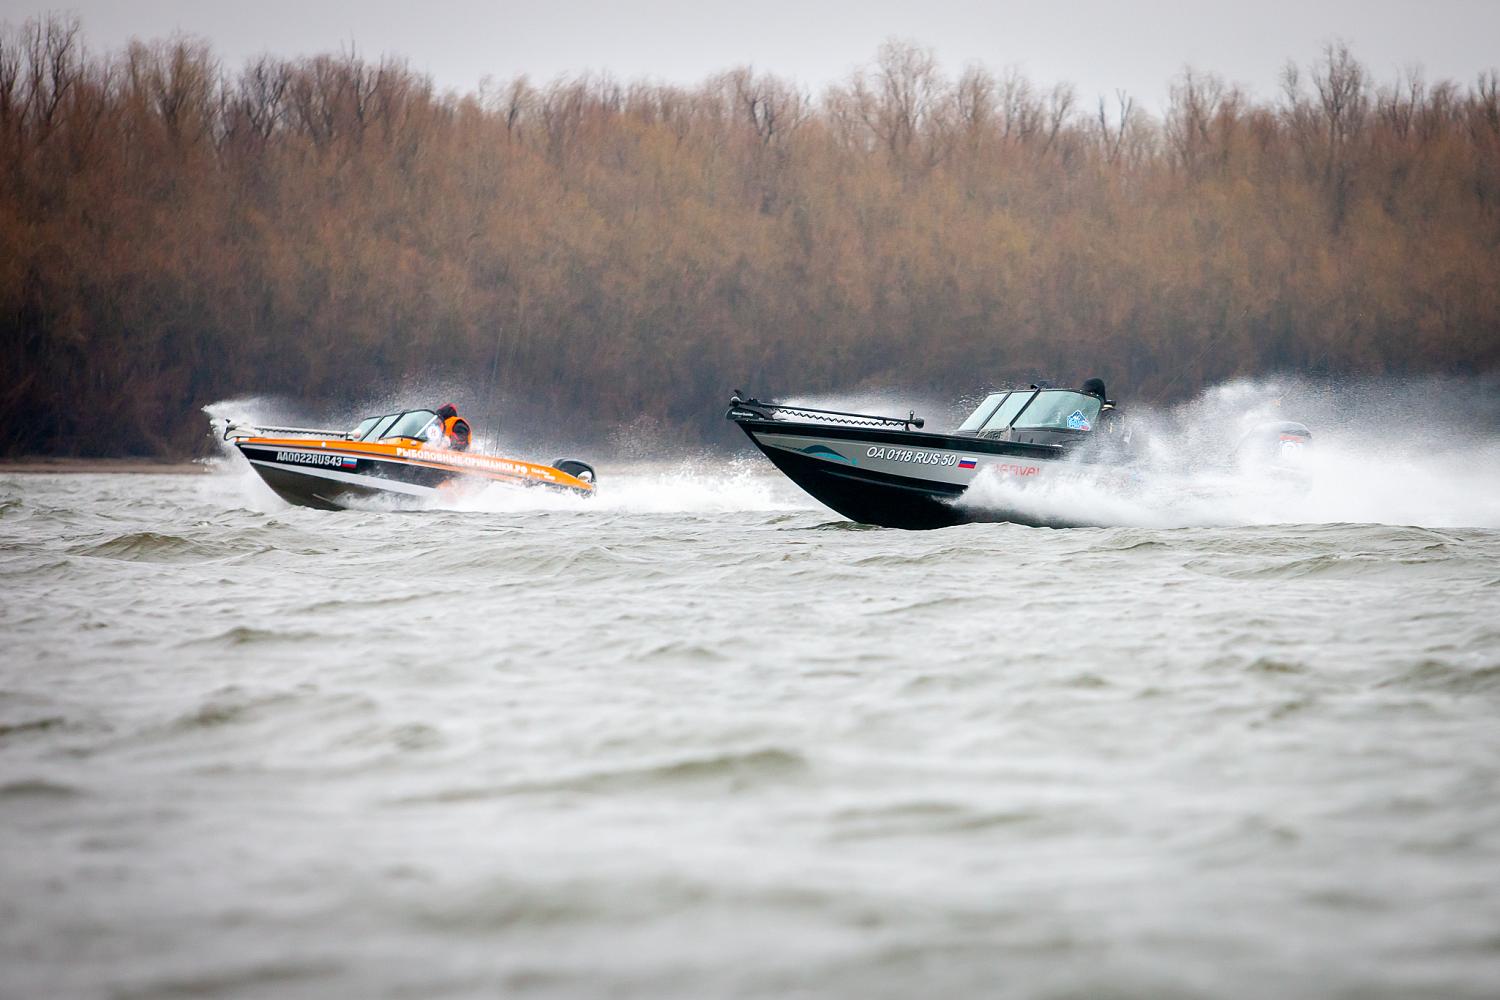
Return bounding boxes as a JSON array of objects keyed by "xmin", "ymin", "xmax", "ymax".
[
  {"xmin": 953, "ymin": 64, "xmax": 995, "ymax": 149},
  {"xmin": 1096, "ymin": 89, "xmax": 1135, "ymax": 166},
  {"xmin": 1311, "ymin": 41, "xmax": 1370, "ymax": 228}
]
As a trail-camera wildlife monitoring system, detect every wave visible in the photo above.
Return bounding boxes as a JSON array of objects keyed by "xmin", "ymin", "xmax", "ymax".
[
  {"xmin": 69, "ymin": 530, "xmax": 227, "ymax": 563},
  {"xmin": 396, "ymin": 747, "xmax": 809, "ymax": 804},
  {"xmin": 0, "ymin": 716, "xmax": 66, "ymax": 739},
  {"xmin": 1376, "ymin": 660, "xmax": 1500, "ymax": 695},
  {"xmin": 0, "ymin": 778, "xmax": 84, "ymax": 799}
]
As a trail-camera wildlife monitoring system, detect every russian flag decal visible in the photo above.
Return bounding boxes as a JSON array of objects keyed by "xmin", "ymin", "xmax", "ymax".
[
  {"xmin": 958, "ymin": 457, "xmax": 977, "ymax": 470},
  {"xmin": 339, "ymin": 456, "xmax": 358, "ymax": 468}
]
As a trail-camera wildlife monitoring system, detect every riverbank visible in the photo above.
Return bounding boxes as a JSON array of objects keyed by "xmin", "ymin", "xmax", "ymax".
[{"xmin": 0, "ymin": 458, "xmax": 206, "ymax": 474}]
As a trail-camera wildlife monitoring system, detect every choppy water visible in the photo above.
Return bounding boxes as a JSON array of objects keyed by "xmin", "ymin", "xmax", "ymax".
[{"xmin": 3, "ymin": 447, "xmax": 1500, "ymax": 998}]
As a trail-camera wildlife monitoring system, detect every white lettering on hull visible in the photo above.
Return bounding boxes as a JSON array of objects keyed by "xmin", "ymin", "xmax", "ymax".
[
  {"xmin": 395, "ymin": 447, "xmax": 557, "ymax": 481},
  {"xmin": 865, "ymin": 447, "xmax": 958, "ymax": 467},
  {"xmin": 275, "ymin": 450, "xmax": 347, "ymax": 467}
]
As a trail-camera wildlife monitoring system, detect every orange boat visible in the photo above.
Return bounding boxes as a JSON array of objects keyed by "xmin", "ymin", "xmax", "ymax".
[{"xmin": 217, "ymin": 408, "xmax": 596, "ymax": 510}]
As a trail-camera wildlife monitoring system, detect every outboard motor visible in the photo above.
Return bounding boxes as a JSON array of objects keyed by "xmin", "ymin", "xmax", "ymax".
[
  {"xmin": 553, "ymin": 459, "xmax": 596, "ymax": 485},
  {"xmin": 1234, "ymin": 420, "xmax": 1312, "ymax": 472}
]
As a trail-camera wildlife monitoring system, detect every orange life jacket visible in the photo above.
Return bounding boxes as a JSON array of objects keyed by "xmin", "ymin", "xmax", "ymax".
[{"xmin": 443, "ymin": 415, "xmax": 471, "ymax": 451}]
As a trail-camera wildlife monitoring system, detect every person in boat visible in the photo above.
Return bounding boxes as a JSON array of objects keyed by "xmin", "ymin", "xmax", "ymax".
[
  {"xmin": 1081, "ymin": 377, "xmax": 1127, "ymax": 441},
  {"xmin": 435, "ymin": 403, "xmax": 472, "ymax": 452}
]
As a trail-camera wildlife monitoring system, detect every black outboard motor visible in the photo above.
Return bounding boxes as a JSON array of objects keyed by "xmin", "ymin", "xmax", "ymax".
[{"xmin": 553, "ymin": 459, "xmax": 596, "ymax": 484}]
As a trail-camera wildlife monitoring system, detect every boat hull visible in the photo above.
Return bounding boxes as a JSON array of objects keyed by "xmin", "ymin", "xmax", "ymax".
[
  {"xmin": 235, "ymin": 439, "xmax": 593, "ymax": 511},
  {"xmin": 756, "ymin": 442, "xmax": 966, "ymax": 528},
  {"xmin": 731, "ymin": 418, "xmax": 1068, "ymax": 529}
]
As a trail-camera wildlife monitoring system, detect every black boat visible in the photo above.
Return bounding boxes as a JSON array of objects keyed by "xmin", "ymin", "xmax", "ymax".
[{"xmin": 727, "ymin": 385, "xmax": 1310, "ymax": 529}]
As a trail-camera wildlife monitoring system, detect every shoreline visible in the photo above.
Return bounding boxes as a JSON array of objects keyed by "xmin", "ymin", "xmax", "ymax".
[{"xmin": 0, "ymin": 457, "xmax": 208, "ymax": 475}]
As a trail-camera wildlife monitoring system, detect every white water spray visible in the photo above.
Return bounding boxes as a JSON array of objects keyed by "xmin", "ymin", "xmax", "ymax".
[{"xmin": 959, "ymin": 377, "xmax": 1500, "ymax": 529}]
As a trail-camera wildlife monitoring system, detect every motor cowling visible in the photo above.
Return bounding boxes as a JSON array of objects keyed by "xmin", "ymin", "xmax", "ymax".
[
  {"xmin": 553, "ymin": 459, "xmax": 596, "ymax": 485},
  {"xmin": 1235, "ymin": 420, "xmax": 1312, "ymax": 470}
]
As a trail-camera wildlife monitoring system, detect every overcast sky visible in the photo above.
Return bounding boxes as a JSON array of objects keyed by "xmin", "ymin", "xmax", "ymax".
[{"xmin": 5, "ymin": 1, "xmax": 1497, "ymax": 110}]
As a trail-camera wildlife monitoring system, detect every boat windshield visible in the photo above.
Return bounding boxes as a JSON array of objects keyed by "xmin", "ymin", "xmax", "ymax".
[
  {"xmin": 356, "ymin": 413, "xmax": 403, "ymax": 441},
  {"xmin": 1012, "ymin": 391, "xmax": 1102, "ymax": 431},
  {"xmin": 379, "ymin": 410, "xmax": 440, "ymax": 440},
  {"xmin": 980, "ymin": 391, "xmax": 1038, "ymax": 433},
  {"xmin": 957, "ymin": 393, "xmax": 1008, "ymax": 432}
]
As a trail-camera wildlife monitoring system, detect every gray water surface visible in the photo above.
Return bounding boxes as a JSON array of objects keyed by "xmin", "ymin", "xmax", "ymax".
[{"xmin": 2, "ymin": 467, "xmax": 1498, "ymax": 999}]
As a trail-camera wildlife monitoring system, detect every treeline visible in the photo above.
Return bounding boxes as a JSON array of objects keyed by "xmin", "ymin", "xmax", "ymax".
[{"xmin": 2, "ymin": 17, "xmax": 1498, "ymax": 456}]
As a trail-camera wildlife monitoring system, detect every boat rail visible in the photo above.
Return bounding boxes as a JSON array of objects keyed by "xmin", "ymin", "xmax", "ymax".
[
  {"xmin": 728, "ymin": 393, "xmax": 924, "ymax": 430},
  {"xmin": 218, "ymin": 419, "xmax": 350, "ymax": 441}
]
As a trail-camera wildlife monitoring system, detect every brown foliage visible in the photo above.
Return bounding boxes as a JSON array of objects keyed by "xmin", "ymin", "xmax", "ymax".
[{"xmin": 2, "ymin": 20, "xmax": 1497, "ymax": 456}]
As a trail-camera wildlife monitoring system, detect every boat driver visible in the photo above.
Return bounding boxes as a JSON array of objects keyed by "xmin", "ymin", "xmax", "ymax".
[
  {"xmin": 435, "ymin": 403, "xmax": 472, "ymax": 452},
  {"xmin": 1081, "ymin": 377, "xmax": 1127, "ymax": 440}
]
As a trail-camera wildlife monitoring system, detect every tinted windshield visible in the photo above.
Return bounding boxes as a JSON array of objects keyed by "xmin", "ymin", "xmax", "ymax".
[
  {"xmin": 957, "ymin": 394, "xmax": 1007, "ymax": 432},
  {"xmin": 379, "ymin": 410, "xmax": 439, "ymax": 440},
  {"xmin": 1012, "ymin": 391, "xmax": 1102, "ymax": 431},
  {"xmin": 351, "ymin": 416, "xmax": 381, "ymax": 439}
]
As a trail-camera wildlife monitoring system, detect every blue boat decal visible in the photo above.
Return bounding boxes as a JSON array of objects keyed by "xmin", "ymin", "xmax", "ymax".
[{"xmin": 799, "ymin": 444, "xmax": 856, "ymax": 465}]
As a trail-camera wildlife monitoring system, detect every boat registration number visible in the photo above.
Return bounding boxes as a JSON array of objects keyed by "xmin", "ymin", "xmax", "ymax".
[
  {"xmin": 865, "ymin": 446, "xmax": 958, "ymax": 467},
  {"xmin": 275, "ymin": 450, "xmax": 346, "ymax": 467}
]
